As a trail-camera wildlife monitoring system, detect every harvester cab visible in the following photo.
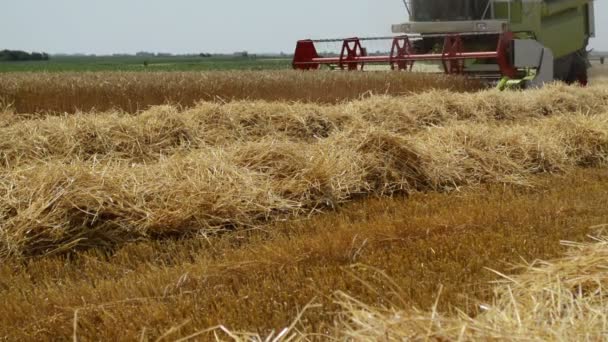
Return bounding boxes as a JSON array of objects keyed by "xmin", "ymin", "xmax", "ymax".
[{"xmin": 293, "ymin": 0, "xmax": 595, "ymax": 88}]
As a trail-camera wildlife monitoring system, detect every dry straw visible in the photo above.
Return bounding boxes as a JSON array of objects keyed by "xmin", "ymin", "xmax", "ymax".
[
  {"xmin": 334, "ymin": 232, "xmax": 608, "ymax": 341},
  {"xmin": 159, "ymin": 231, "xmax": 608, "ymax": 341},
  {"xmin": 0, "ymin": 83, "xmax": 606, "ymax": 168},
  {"xmin": 0, "ymin": 83, "xmax": 607, "ymax": 258}
]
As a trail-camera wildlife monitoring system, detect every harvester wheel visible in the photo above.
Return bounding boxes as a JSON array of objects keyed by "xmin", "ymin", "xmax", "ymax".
[{"xmin": 566, "ymin": 51, "xmax": 589, "ymax": 86}]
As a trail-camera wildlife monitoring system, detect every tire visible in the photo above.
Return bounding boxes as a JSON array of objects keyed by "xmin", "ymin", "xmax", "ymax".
[
  {"xmin": 565, "ymin": 50, "xmax": 589, "ymax": 86},
  {"xmin": 553, "ymin": 54, "xmax": 574, "ymax": 82}
]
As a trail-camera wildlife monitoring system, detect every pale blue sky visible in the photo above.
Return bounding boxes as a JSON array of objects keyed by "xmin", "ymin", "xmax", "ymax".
[{"xmin": 1, "ymin": 0, "xmax": 606, "ymax": 54}]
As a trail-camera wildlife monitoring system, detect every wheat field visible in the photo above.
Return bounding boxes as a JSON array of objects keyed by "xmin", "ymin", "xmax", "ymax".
[
  {"xmin": 1, "ymin": 69, "xmax": 607, "ymax": 340},
  {"xmin": 0, "ymin": 71, "xmax": 480, "ymax": 114}
]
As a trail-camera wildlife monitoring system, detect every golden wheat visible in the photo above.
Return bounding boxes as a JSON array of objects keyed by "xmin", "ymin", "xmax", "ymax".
[{"xmin": 0, "ymin": 71, "xmax": 480, "ymax": 114}]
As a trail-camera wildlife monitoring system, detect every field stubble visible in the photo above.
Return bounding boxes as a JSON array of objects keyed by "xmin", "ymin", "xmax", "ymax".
[
  {"xmin": 333, "ymin": 228, "xmax": 608, "ymax": 341},
  {"xmin": 1, "ymin": 169, "xmax": 607, "ymax": 340}
]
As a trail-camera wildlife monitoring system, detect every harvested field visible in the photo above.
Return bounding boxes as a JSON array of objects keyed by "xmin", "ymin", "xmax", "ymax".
[
  {"xmin": 0, "ymin": 71, "xmax": 481, "ymax": 114},
  {"xmin": 1, "ymin": 84, "xmax": 607, "ymax": 258},
  {"xmin": 591, "ymin": 64, "xmax": 608, "ymax": 78},
  {"xmin": 1, "ymin": 68, "xmax": 607, "ymax": 340},
  {"xmin": 1, "ymin": 169, "xmax": 607, "ymax": 340},
  {"xmin": 333, "ymin": 231, "xmax": 608, "ymax": 341}
]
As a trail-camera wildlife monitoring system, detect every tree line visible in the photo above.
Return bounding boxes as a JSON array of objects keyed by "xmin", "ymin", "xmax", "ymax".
[{"xmin": 0, "ymin": 50, "xmax": 50, "ymax": 62}]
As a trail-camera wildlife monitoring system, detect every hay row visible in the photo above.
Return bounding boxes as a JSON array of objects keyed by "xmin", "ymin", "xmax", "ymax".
[
  {"xmin": 1, "ymin": 112, "xmax": 607, "ymax": 258},
  {"xmin": 1, "ymin": 84, "xmax": 606, "ymax": 168},
  {"xmin": 0, "ymin": 71, "xmax": 481, "ymax": 114},
  {"xmin": 333, "ymin": 232, "xmax": 608, "ymax": 341}
]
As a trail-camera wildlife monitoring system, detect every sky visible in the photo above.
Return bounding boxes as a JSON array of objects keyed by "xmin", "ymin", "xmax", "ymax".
[{"xmin": 0, "ymin": 0, "xmax": 606, "ymax": 54}]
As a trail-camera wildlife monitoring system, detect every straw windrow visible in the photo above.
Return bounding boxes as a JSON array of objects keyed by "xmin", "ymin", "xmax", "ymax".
[
  {"xmin": 0, "ymin": 104, "xmax": 607, "ymax": 257},
  {"xmin": 0, "ymin": 83, "xmax": 606, "ymax": 169}
]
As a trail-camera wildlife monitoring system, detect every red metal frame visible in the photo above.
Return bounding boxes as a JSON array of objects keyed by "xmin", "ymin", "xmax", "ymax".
[
  {"xmin": 441, "ymin": 35, "xmax": 465, "ymax": 74},
  {"xmin": 339, "ymin": 38, "xmax": 367, "ymax": 70},
  {"xmin": 390, "ymin": 36, "xmax": 414, "ymax": 71},
  {"xmin": 496, "ymin": 32, "xmax": 517, "ymax": 78},
  {"xmin": 293, "ymin": 33, "xmax": 517, "ymax": 78},
  {"xmin": 292, "ymin": 40, "xmax": 320, "ymax": 70}
]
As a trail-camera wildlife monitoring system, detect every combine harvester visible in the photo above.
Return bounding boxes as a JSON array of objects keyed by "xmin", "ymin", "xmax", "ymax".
[{"xmin": 293, "ymin": 0, "xmax": 596, "ymax": 88}]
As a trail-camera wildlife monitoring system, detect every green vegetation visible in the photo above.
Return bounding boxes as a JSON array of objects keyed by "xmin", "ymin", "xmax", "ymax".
[
  {"xmin": 0, "ymin": 55, "xmax": 291, "ymax": 72},
  {"xmin": 0, "ymin": 50, "xmax": 50, "ymax": 62}
]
